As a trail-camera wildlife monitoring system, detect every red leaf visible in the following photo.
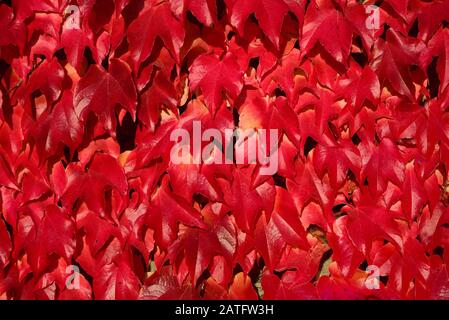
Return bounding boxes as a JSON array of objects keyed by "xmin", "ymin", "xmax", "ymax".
[
  {"xmin": 300, "ymin": 1, "xmax": 353, "ymax": 65},
  {"xmin": 221, "ymin": 166, "xmax": 275, "ymax": 232},
  {"xmin": 74, "ymin": 58, "xmax": 136, "ymax": 133},
  {"xmin": 0, "ymin": 218, "xmax": 12, "ymax": 270},
  {"xmin": 27, "ymin": 91, "xmax": 83, "ymax": 160},
  {"xmin": 61, "ymin": 18, "xmax": 96, "ymax": 73},
  {"xmin": 3, "ymin": 0, "xmax": 449, "ymax": 301},
  {"xmin": 346, "ymin": 205, "xmax": 403, "ymax": 255},
  {"xmin": 127, "ymin": 0, "xmax": 184, "ymax": 70},
  {"xmin": 94, "ymin": 258, "xmax": 141, "ymax": 300},
  {"xmin": 228, "ymin": 0, "xmax": 300, "ymax": 50},
  {"xmin": 146, "ymin": 176, "xmax": 207, "ymax": 249},
  {"xmin": 59, "ymin": 153, "xmax": 128, "ymax": 215},
  {"xmin": 262, "ymin": 271, "xmax": 318, "ymax": 299},
  {"xmin": 254, "ymin": 213, "xmax": 286, "ymax": 272},
  {"xmin": 371, "ymin": 29, "xmax": 423, "ymax": 100},
  {"xmin": 189, "ymin": 53, "xmax": 243, "ymax": 115},
  {"xmin": 28, "ymin": 205, "xmax": 76, "ymax": 273},
  {"xmin": 139, "ymin": 268, "xmax": 193, "ymax": 299},
  {"xmin": 421, "ymin": 28, "xmax": 449, "ymax": 94},
  {"xmin": 314, "ymin": 136, "xmax": 361, "ymax": 188},
  {"xmin": 360, "ymin": 138, "xmax": 405, "ymax": 195},
  {"xmin": 170, "ymin": 0, "xmax": 217, "ymax": 26},
  {"xmin": 16, "ymin": 58, "xmax": 65, "ymax": 115},
  {"xmin": 139, "ymin": 72, "xmax": 178, "ymax": 131},
  {"xmin": 272, "ymin": 187, "xmax": 309, "ymax": 249}
]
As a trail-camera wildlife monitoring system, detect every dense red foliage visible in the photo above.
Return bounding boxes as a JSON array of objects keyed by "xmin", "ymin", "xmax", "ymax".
[{"xmin": 1, "ymin": 0, "xmax": 449, "ymax": 300}]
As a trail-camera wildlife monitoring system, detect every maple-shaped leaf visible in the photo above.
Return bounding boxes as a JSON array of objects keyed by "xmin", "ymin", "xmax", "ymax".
[
  {"xmin": 300, "ymin": 1, "xmax": 353, "ymax": 65},
  {"xmin": 342, "ymin": 3, "xmax": 382, "ymax": 53},
  {"xmin": 227, "ymin": 0, "xmax": 304, "ymax": 50},
  {"xmin": 0, "ymin": 90, "xmax": 23, "ymax": 158},
  {"xmin": 258, "ymin": 48, "xmax": 303, "ymax": 104},
  {"xmin": 76, "ymin": 138, "xmax": 121, "ymax": 167},
  {"xmin": 254, "ymin": 213, "xmax": 286, "ymax": 272},
  {"xmin": 239, "ymin": 92, "xmax": 301, "ymax": 148},
  {"xmin": 336, "ymin": 65, "xmax": 381, "ymax": 113},
  {"xmin": 75, "ymin": 235, "xmax": 119, "ymax": 278},
  {"xmin": 168, "ymin": 161, "xmax": 220, "ymax": 204},
  {"xmin": 127, "ymin": 0, "xmax": 184, "ymax": 71},
  {"xmin": 412, "ymin": 95, "xmax": 449, "ymax": 156},
  {"xmin": 360, "ymin": 138, "xmax": 405, "ymax": 195},
  {"xmin": 398, "ymin": 238, "xmax": 431, "ymax": 296},
  {"xmin": 271, "ymin": 187, "xmax": 309, "ymax": 249},
  {"xmin": 170, "ymin": 0, "xmax": 217, "ymax": 26},
  {"xmin": 221, "ymin": 166, "xmax": 275, "ymax": 232},
  {"xmin": 297, "ymin": 89, "xmax": 343, "ymax": 143},
  {"xmin": 287, "ymin": 158, "xmax": 334, "ymax": 212},
  {"xmin": 313, "ymin": 135, "xmax": 361, "ymax": 188},
  {"xmin": 233, "ymin": 232, "xmax": 257, "ymax": 275},
  {"xmin": 60, "ymin": 14, "xmax": 97, "ymax": 73},
  {"xmin": 119, "ymin": 204, "xmax": 156, "ymax": 264},
  {"xmin": 372, "ymin": 239, "xmax": 430, "ymax": 296},
  {"xmin": 345, "ymin": 204, "xmax": 403, "ymax": 255},
  {"xmin": 132, "ymin": 44, "xmax": 177, "ymax": 92},
  {"xmin": 146, "ymin": 176, "xmax": 207, "ymax": 249},
  {"xmin": 371, "ymin": 29, "xmax": 424, "ymax": 101},
  {"xmin": 167, "ymin": 227, "xmax": 219, "ymax": 285},
  {"xmin": 93, "ymin": 257, "xmax": 141, "ymax": 300},
  {"xmin": 9, "ymin": 213, "xmax": 34, "ymax": 261},
  {"xmin": 127, "ymin": 118, "xmax": 178, "ymax": 169},
  {"xmin": 189, "ymin": 52, "xmax": 243, "ymax": 115},
  {"xmin": 26, "ymin": 11, "xmax": 61, "ymax": 42},
  {"xmin": 74, "ymin": 58, "xmax": 136, "ymax": 133},
  {"xmin": 421, "ymin": 28, "xmax": 449, "ymax": 94},
  {"xmin": 139, "ymin": 71, "xmax": 178, "ymax": 131},
  {"xmin": 26, "ymin": 90, "xmax": 82, "ymax": 160},
  {"xmin": 16, "ymin": 58, "xmax": 65, "ymax": 115},
  {"xmin": 276, "ymin": 136, "xmax": 300, "ymax": 179},
  {"xmin": 59, "ymin": 153, "xmax": 128, "ymax": 215},
  {"xmin": 282, "ymin": 237, "xmax": 329, "ymax": 277},
  {"xmin": 28, "ymin": 205, "xmax": 76, "ymax": 273},
  {"xmin": 77, "ymin": 209, "xmax": 121, "ymax": 256}
]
